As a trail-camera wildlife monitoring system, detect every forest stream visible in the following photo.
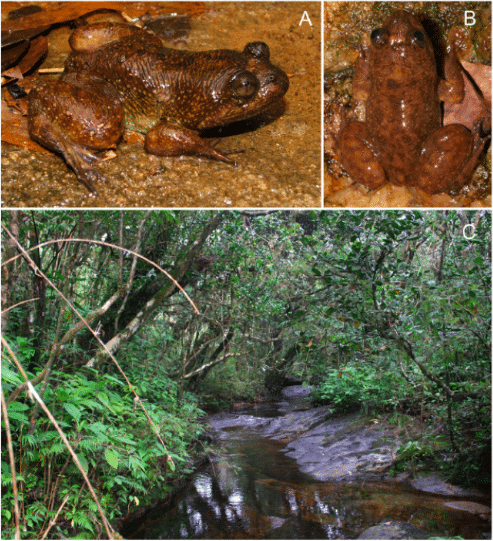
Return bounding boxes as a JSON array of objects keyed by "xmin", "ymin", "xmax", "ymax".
[{"xmin": 121, "ymin": 387, "xmax": 490, "ymax": 539}]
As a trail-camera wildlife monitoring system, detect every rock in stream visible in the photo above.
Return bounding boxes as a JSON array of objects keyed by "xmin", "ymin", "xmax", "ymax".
[{"xmin": 209, "ymin": 386, "xmax": 403, "ymax": 483}]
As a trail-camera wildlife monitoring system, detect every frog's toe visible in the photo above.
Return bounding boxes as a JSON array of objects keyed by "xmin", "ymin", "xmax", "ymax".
[
  {"xmin": 73, "ymin": 145, "xmax": 100, "ymax": 166},
  {"xmin": 77, "ymin": 169, "xmax": 103, "ymax": 194},
  {"xmin": 61, "ymin": 143, "xmax": 104, "ymax": 192},
  {"xmin": 219, "ymin": 147, "xmax": 245, "ymax": 158},
  {"xmin": 472, "ymin": 118, "xmax": 491, "ymax": 153},
  {"xmin": 205, "ymin": 139, "xmax": 244, "ymax": 162}
]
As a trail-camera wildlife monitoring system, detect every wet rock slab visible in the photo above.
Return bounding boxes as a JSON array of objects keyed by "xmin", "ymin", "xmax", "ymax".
[
  {"xmin": 209, "ymin": 404, "xmax": 403, "ymax": 482},
  {"xmin": 357, "ymin": 519, "xmax": 431, "ymax": 539},
  {"xmin": 270, "ymin": 409, "xmax": 400, "ymax": 482},
  {"xmin": 411, "ymin": 474, "xmax": 483, "ymax": 497},
  {"xmin": 208, "ymin": 412, "xmax": 273, "ymax": 433},
  {"xmin": 443, "ymin": 501, "xmax": 491, "ymax": 518}
]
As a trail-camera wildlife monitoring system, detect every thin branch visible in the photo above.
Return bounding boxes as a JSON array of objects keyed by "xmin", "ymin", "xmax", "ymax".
[
  {"xmin": 0, "ymin": 388, "xmax": 21, "ymax": 540},
  {"xmin": 181, "ymin": 352, "xmax": 245, "ymax": 380},
  {"xmin": 40, "ymin": 494, "xmax": 70, "ymax": 540}
]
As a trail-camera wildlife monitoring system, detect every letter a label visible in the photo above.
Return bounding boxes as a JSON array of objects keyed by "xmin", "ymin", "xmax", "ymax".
[{"xmin": 299, "ymin": 11, "xmax": 312, "ymax": 26}]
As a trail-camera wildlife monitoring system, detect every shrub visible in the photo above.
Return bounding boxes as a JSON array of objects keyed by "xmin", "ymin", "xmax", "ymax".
[{"xmin": 312, "ymin": 363, "xmax": 398, "ymax": 414}]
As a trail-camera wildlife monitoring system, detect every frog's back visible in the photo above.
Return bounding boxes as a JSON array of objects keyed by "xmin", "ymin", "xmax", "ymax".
[{"xmin": 64, "ymin": 27, "xmax": 249, "ymax": 131}]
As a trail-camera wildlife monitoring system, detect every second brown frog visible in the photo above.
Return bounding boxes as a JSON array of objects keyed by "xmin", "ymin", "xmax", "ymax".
[
  {"xmin": 337, "ymin": 10, "xmax": 489, "ymax": 195},
  {"xmin": 28, "ymin": 23, "xmax": 290, "ymax": 192}
]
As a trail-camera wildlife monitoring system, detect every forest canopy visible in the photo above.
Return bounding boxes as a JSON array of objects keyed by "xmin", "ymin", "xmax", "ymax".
[{"xmin": 1, "ymin": 210, "xmax": 491, "ymax": 539}]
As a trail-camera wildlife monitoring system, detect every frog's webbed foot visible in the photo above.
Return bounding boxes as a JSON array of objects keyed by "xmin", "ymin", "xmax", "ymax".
[
  {"xmin": 472, "ymin": 116, "xmax": 491, "ymax": 152},
  {"xmin": 29, "ymin": 109, "xmax": 102, "ymax": 193},
  {"xmin": 206, "ymin": 138, "xmax": 245, "ymax": 155},
  {"xmin": 209, "ymin": 140, "xmax": 245, "ymax": 165},
  {"xmin": 145, "ymin": 122, "xmax": 241, "ymax": 165},
  {"xmin": 75, "ymin": 167, "xmax": 103, "ymax": 194},
  {"xmin": 450, "ymin": 118, "xmax": 491, "ymax": 191},
  {"xmin": 56, "ymin": 136, "xmax": 103, "ymax": 193}
]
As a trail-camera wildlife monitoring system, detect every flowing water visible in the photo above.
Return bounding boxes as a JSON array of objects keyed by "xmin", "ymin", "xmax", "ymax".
[{"xmin": 123, "ymin": 402, "xmax": 490, "ymax": 539}]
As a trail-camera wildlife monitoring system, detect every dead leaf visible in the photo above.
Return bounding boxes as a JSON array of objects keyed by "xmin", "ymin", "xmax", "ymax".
[
  {"xmin": 1, "ymin": 39, "xmax": 29, "ymax": 70},
  {"xmin": 1, "ymin": 2, "xmax": 206, "ymax": 35},
  {"xmin": 1, "ymin": 99, "xmax": 52, "ymax": 154},
  {"xmin": 140, "ymin": 14, "xmax": 191, "ymax": 42},
  {"xmin": 2, "ymin": 65, "xmax": 23, "ymax": 81},
  {"xmin": 444, "ymin": 62, "xmax": 491, "ymax": 130},
  {"xmin": 2, "ymin": 35, "xmax": 48, "ymax": 84}
]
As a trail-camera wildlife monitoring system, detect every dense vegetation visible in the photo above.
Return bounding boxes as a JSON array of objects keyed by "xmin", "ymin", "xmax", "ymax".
[{"xmin": 2, "ymin": 210, "xmax": 491, "ymax": 539}]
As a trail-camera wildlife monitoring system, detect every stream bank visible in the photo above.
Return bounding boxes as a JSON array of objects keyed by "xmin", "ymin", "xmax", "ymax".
[{"xmin": 120, "ymin": 386, "xmax": 490, "ymax": 539}]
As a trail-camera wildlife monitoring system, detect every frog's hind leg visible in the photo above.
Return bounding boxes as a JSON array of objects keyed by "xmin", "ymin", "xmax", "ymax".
[
  {"xmin": 417, "ymin": 122, "xmax": 488, "ymax": 194},
  {"xmin": 144, "ymin": 122, "xmax": 239, "ymax": 165},
  {"xmin": 337, "ymin": 120, "xmax": 387, "ymax": 190},
  {"xmin": 28, "ymin": 76, "xmax": 124, "ymax": 192}
]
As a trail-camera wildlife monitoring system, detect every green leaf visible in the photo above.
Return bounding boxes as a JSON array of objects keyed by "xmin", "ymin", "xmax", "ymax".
[
  {"xmin": 63, "ymin": 402, "xmax": 81, "ymax": 423},
  {"xmin": 105, "ymin": 448, "xmax": 119, "ymax": 469},
  {"xmin": 7, "ymin": 401, "xmax": 29, "ymax": 412},
  {"xmin": 1, "ymin": 366, "xmax": 21, "ymax": 384},
  {"xmin": 97, "ymin": 392, "xmax": 110, "ymax": 407},
  {"xmin": 7, "ymin": 411, "xmax": 29, "ymax": 423},
  {"xmin": 76, "ymin": 453, "xmax": 89, "ymax": 473}
]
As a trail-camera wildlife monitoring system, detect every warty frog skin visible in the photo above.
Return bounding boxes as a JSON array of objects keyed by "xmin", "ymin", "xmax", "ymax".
[{"xmin": 28, "ymin": 23, "xmax": 290, "ymax": 192}]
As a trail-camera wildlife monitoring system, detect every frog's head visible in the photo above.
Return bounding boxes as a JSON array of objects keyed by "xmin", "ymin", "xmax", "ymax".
[
  {"xmin": 193, "ymin": 42, "xmax": 289, "ymax": 129},
  {"xmin": 369, "ymin": 10, "xmax": 436, "ymax": 79}
]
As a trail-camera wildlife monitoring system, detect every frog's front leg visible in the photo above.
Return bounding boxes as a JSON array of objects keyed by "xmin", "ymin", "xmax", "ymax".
[
  {"xmin": 144, "ymin": 122, "xmax": 238, "ymax": 165},
  {"xmin": 416, "ymin": 122, "xmax": 486, "ymax": 194},
  {"xmin": 28, "ymin": 73, "xmax": 124, "ymax": 192},
  {"xmin": 338, "ymin": 121, "xmax": 387, "ymax": 190}
]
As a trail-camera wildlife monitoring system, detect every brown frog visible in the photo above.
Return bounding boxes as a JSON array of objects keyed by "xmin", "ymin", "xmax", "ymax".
[
  {"xmin": 338, "ymin": 10, "xmax": 489, "ymax": 194},
  {"xmin": 28, "ymin": 23, "xmax": 289, "ymax": 192}
]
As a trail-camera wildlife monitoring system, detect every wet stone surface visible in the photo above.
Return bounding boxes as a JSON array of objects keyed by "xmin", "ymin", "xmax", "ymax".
[
  {"xmin": 210, "ymin": 399, "xmax": 400, "ymax": 483},
  {"xmin": 410, "ymin": 475, "xmax": 484, "ymax": 497},
  {"xmin": 123, "ymin": 387, "xmax": 491, "ymax": 539},
  {"xmin": 357, "ymin": 519, "xmax": 432, "ymax": 539}
]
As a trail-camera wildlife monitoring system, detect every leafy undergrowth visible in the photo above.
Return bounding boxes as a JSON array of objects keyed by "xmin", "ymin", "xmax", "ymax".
[
  {"xmin": 197, "ymin": 357, "xmax": 266, "ymax": 412},
  {"xmin": 312, "ymin": 362, "xmax": 491, "ymax": 490},
  {"xmin": 1, "ymin": 368, "xmax": 207, "ymax": 540}
]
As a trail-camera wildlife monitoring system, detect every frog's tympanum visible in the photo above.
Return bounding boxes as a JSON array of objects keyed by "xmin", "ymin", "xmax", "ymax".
[
  {"xmin": 28, "ymin": 23, "xmax": 289, "ymax": 192},
  {"xmin": 338, "ymin": 10, "xmax": 489, "ymax": 194}
]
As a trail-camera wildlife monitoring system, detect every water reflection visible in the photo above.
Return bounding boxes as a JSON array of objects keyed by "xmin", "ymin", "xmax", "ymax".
[{"xmin": 125, "ymin": 414, "xmax": 490, "ymax": 539}]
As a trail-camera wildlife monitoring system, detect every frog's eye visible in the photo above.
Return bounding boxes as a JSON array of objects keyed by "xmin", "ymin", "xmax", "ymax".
[
  {"xmin": 411, "ymin": 30, "xmax": 425, "ymax": 47},
  {"xmin": 370, "ymin": 29, "xmax": 381, "ymax": 41},
  {"xmin": 244, "ymin": 42, "xmax": 270, "ymax": 62},
  {"xmin": 231, "ymin": 71, "xmax": 260, "ymax": 100}
]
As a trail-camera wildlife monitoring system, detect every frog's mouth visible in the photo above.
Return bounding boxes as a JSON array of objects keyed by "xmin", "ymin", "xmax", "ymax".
[{"xmin": 200, "ymin": 97, "xmax": 287, "ymax": 138}]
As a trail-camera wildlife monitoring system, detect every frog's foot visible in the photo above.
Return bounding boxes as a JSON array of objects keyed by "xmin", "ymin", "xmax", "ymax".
[
  {"xmin": 145, "ymin": 122, "xmax": 239, "ymax": 165},
  {"xmin": 207, "ymin": 138, "xmax": 245, "ymax": 156},
  {"xmin": 42, "ymin": 128, "xmax": 103, "ymax": 193},
  {"xmin": 447, "ymin": 119, "xmax": 491, "ymax": 193}
]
